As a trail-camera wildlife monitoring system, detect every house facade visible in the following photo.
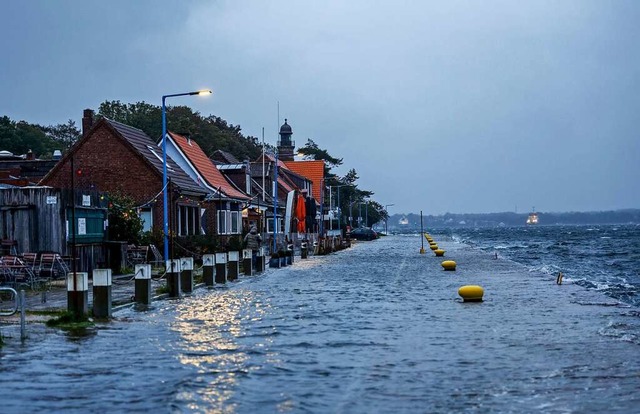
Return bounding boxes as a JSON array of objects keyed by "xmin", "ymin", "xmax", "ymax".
[{"xmin": 40, "ymin": 112, "xmax": 208, "ymax": 245}]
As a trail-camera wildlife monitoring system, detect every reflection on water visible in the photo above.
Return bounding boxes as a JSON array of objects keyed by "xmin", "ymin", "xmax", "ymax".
[{"xmin": 0, "ymin": 236, "xmax": 639, "ymax": 413}]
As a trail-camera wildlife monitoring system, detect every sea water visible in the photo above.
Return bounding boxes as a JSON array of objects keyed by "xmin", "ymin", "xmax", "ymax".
[
  {"xmin": 445, "ymin": 224, "xmax": 640, "ymax": 307},
  {"xmin": 0, "ymin": 231, "xmax": 639, "ymax": 413}
]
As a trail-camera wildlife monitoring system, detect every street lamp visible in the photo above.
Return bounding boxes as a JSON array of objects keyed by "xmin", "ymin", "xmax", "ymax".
[
  {"xmin": 384, "ymin": 203, "xmax": 395, "ymax": 235},
  {"xmin": 331, "ymin": 184, "xmax": 352, "ymax": 232},
  {"xmin": 162, "ymin": 89, "xmax": 212, "ymax": 264},
  {"xmin": 272, "ymin": 150, "xmax": 279, "ymax": 253}
]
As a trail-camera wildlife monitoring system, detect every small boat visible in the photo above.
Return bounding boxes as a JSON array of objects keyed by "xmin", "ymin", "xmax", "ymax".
[{"xmin": 526, "ymin": 208, "xmax": 538, "ymax": 225}]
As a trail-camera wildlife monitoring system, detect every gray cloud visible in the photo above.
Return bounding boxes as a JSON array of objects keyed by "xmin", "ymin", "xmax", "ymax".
[{"xmin": 2, "ymin": 0, "xmax": 639, "ymax": 214}]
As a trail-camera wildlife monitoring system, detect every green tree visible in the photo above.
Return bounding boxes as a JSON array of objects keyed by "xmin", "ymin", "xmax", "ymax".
[
  {"xmin": 43, "ymin": 120, "xmax": 81, "ymax": 150},
  {"xmin": 107, "ymin": 193, "xmax": 144, "ymax": 244},
  {"xmin": 97, "ymin": 100, "xmax": 262, "ymax": 161}
]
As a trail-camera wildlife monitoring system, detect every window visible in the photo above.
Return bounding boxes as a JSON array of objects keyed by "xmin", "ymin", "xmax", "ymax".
[
  {"xmin": 178, "ymin": 205, "xmax": 200, "ymax": 236},
  {"xmin": 230, "ymin": 211, "xmax": 240, "ymax": 234},
  {"xmin": 266, "ymin": 218, "xmax": 283, "ymax": 233},
  {"xmin": 217, "ymin": 210, "xmax": 227, "ymax": 234},
  {"xmin": 139, "ymin": 208, "xmax": 153, "ymax": 232}
]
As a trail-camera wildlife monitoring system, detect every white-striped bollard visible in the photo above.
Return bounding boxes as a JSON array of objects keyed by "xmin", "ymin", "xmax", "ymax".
[
  {"xmin": 202, "ymin": 254, "xmax": 215, "ymax": 286},
  {"xmin": 166, "ymin": 259, "xmax": 181, "ymax": 298},
  {"xmin": 134, "ymin": 264, "xmax": 152, "ymax": 304},
  {"xmin": 256, "ymin": 246, "xmax": 266, "ymax": 273},
  {"xmin": 92, "ymin": 269, "xmax": 112, "ymax": 319},
  {"xmin": 67, "ymin": 271, "xmax": 88, "ymax": 316},
  {"xmin": 180, "ymin": 257, "xmax": 194, "ymax": 293},
  {"xmin": 242, "ymin": 248, "xmax": 254, "ymax": 276},
  {"xmin": 227, "ymin": 251, "xmax": 239, "ymax": 281},
  {"xmin": 215, "ymin": 252, "xmax": 227, "ymax": 284}
]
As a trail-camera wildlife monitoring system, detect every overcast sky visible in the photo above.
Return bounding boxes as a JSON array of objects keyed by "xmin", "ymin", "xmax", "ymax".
[{"xmin": 2, "ymin": 0, "xmax": 639, "ymax": 215}]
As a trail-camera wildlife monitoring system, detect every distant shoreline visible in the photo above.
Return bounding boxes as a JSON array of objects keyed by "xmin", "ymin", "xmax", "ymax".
[{"xmin": 386, "ymin": 209, "xmax": 640, "ymax": 229}]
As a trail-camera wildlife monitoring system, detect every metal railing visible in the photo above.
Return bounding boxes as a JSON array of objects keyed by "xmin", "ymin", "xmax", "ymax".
[{"xmin": 0, "ymin": 287, "xmax": 27, "ymax": 340}]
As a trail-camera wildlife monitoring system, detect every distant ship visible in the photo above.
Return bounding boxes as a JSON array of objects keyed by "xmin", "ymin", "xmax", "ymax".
[
  {"xmin": 526, "ymin": 208, "xmax": 539, "ymax": 225},
  {"xmin": 399, "ymin": 216, "xmax": 409, "ymax": 225}
]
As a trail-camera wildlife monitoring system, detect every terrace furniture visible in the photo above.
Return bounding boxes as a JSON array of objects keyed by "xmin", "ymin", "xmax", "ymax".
[
  {"xmin": 0, "ymin": 255, "xmax": 37, "ymax": 288},
  {"xmin": 38, "ymin": 253, "xmax": 70, "ymax": 280}
]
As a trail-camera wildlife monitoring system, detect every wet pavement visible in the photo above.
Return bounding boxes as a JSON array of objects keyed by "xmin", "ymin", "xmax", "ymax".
[{"xmin": 1, "ymin": 236, "xmax": 639, "ymax": 413}]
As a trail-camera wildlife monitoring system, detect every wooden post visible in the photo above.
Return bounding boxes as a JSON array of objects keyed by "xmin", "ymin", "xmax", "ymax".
[
  {"xmin": 67, "ymin": 272, "xmax": 88, "ymax": 316},
  {"xmin": 242, "ymin": 248, "xmax": 253, "ymax": 276},
  {"xmin": 301, "ymin": 241, "xmax": 308, "ymax": 259},
  {"xmin": 180, "ymin": 257, "xmax": 194, "ymax": 293},
  {"xmin": 134, "ymin": 264, "xmax": 152, "ymax": 305},
  {"xmin": 215, "ymin": 252, "xmax": 227, "ymax": 284},
  {"xmin": 166, "ymin": 259, "xmax": 181, "ymax": 298},
  {"xmin": 92, "ymin": 269, "xmax": 112, "ymax": 319},
  {"xmin": 227, "ymin": 251, "xmax": 239, "ymax": 281},
  {"xmin": 202, "ymin": 254, "xmax": 215, "ymax": 286},
  {"xmin": 256, "ymin": 246, "xmax": 266, "ymax": 273}
]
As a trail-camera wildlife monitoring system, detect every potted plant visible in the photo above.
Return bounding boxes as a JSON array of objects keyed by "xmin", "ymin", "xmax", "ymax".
[{"xmin": 269, "ymin": 251, "xmax": 280, "ymax": 268}]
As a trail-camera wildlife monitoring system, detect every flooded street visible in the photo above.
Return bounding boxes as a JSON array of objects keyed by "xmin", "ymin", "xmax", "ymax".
[{"xmin": 1, "ymin": 235, "xmax": 639, "ymax": 413}]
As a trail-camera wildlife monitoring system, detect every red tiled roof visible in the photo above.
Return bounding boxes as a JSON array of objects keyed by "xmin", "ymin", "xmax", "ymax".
[
  {"xmin": 283, "ymin": 160, "xmax": 325, "ymax": 201},
  {"xmin": 169, "ymin": 132, "xmax": 248, "ymax": 200}
]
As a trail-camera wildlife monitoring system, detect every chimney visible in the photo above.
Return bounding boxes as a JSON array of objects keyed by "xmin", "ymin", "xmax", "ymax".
[
  {"xmin": 245, "ymin": 159, "xmax": 251, "ymax": 195},
  {"xmin": 82, "ymin": 109, "xmax": 94, "ymax": 137}
]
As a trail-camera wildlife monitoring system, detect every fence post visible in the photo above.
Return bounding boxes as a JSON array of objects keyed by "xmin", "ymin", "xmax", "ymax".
[
  {"xmin": 67, "ymin": 272, "xmax": 88, "ymax": 316},
  {"xmin": 92, "ymin": 269, "xmax": 112, "ymax": 319},
  {"xmin": 202, "ymin": 254, "xmax": 215, "ymax": 286},
  {"xmin": 242, "ymin": 249, "xmax": 253, "ymax": 276},
  {"xmin": 166, "ymin": 259, "xmax": 181, "ymax": 298},
  {"xmin": 227, "ymin": 251, "xmax": 239, "ymax": 281},
  {"xmin": 215, "ymin": 253, "xmax": 227, "ymax": 284},
  {"xmin": 134, "ymin": 264, "xmax": 152, "ymax": 305},
  {"xmin": 180, "ymin": 257, "xmax": 194, "ymax": 293}
]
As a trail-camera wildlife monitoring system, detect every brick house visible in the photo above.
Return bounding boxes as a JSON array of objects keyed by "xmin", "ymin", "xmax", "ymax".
[
  {"xmin": 164, "ymin": 131, "xmax": 249, "ymax": 241},
  {"xmin": 40, "ymin": 111, "xmax": 208, "ymax": 244}
]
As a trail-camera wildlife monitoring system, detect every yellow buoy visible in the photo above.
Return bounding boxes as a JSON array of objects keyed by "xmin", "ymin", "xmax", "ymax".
[
  {"xmin": 434, "ymin": 249, "xmax": 445, "ymax": 257},
  {"xmin": 441, "ymin": 260, "xmax": 456, "ymax": 270},
  {"xmin": 458, "ymin": 285, "xmax": 484, "ymax": 302},
  {"xmin": 430, "ymin": 244, "xmax": 439, "ymax": 250}
]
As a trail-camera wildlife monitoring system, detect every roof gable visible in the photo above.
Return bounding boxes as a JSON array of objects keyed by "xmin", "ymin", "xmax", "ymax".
[
  {"xmin": 168, "ymin": 132, "xmax": 248, "ymax": 200},
  {"xmin": 283, "ymin": 160, "xmax": 325, "ymax": 201}
]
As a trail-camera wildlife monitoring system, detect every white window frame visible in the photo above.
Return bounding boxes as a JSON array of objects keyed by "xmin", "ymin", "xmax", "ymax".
[
  {"xmin": 230, "ymin": 211, "xmax": 240, "ymax": 234},
  {"xmin": 217, "ymin": 210, "xmax": 227, "ymax": 235},
  {"xmin": 139, "ymin": 208, "xmax": 153, "ymax": 233}
]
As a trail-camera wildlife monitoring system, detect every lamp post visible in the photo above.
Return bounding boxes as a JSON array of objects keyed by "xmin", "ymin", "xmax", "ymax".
[
  {"xmin": 331, "ymin": 184, "xmax": 352, "ymax": 232},
  {"xmin": 365, "ymin": 199, "xmax": 369, "ymax": 227},
  {"xmin": 384, "ymin": 203, "xmax": 394, "ymax": 235},
  {"xmin": 162, "ymin": 89, "xmax": 212, "ymax": 264},
  {"xmin": 272, "ymin": 150, "xmax": 279, "ymax": 253}
]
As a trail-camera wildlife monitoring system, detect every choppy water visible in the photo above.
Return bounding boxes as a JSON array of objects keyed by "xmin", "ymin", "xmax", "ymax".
[
  {"xmin": 1, "ymin": 234, "xmax": 639, "ymax": 413},
  {"xmin": 445, "ymin": 224, "xmax": 640, "ymax": 307}
]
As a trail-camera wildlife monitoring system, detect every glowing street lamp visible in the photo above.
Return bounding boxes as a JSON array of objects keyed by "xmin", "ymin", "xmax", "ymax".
[{"xmin": 162, "ymin": 89, "xmax": 212, "ymax": 264}]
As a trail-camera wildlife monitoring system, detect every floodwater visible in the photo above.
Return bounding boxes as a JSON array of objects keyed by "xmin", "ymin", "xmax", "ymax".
[{"xmin": 1, "ymin": 235, "xmax": 639, "ymax": 413}]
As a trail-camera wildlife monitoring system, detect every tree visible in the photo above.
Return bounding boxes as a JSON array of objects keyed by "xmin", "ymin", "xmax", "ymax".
[
  {"xmin": 43, "ymin": 120, "xmax": 81, "ymax": 150},
  {"xmin": 107, "ymin": 193, "xmax": 144, "ymax": 244},
  {"xmin": 0, "ymin": 116, "xmax": 62, "ymax": 158},
  {"xmin": 97, "ymin": 100, "xmax": 262, "ymax": 161}
]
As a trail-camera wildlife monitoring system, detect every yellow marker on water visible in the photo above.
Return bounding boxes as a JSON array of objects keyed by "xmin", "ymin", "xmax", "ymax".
[
  {"xmin": 458, "ymin": 285, "xmax": 484, "ymax": 302},
  {"xmin": 441, "ymin": 260, "xmax": 456, "ymax": 271}
]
